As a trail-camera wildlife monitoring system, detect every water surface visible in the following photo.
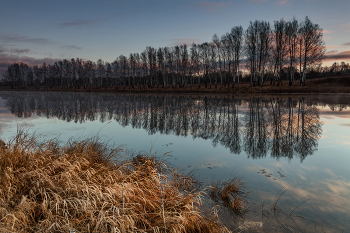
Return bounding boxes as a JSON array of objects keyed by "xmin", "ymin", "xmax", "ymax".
[{"xmin": 0, "ymin": 91, "xmax": 349, "ymax": 232}]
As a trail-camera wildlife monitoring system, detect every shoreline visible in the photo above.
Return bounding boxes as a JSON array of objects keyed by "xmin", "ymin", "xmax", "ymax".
[{"xmin": 1, "ymin": 76, "xmax": 350, "ymax": 94}]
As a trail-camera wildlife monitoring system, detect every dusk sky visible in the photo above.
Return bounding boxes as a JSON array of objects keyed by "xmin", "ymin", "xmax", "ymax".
[{"xmin": 1, "ymin": 0, "xmax": 349, "ymax": 74}]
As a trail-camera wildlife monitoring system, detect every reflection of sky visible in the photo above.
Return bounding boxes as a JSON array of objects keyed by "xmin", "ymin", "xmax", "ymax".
[{"xmin": 0, "ymin": 95, "xmax": 350, "ymax": 232}]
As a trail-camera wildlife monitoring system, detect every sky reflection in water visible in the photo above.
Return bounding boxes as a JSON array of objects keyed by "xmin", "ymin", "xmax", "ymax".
[{"xmin": 0, "ymin": 92, "xmax": 349, "ymax": 232}]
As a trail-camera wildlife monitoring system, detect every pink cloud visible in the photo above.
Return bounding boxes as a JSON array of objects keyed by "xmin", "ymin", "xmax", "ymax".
[
  {"xmin": 326, "ymin": 50, "xmax": 338, "ymax": 54},
  {"xmin": 344, "ymin": 42, "xmax": 350, "ymax": 46},
  {"xmin": 326, "ymin": 45, "xmax": 339, "ymax": 49},
  {"xmin": 198, "ymin": 1, "xmax": 230, "ymax": 12},
  {"xmin": 0, "ymin": 53, "xmax": 62, "ymax": 75},
  {"xmin": 323, "ymin": 30, "xmax": 331, "ymax": 34}
]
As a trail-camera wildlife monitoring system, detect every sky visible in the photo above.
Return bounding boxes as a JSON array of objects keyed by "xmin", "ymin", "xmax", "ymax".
[{"xmin": 0, "ymin": 0, "xmax": 349, "ymax": 75}]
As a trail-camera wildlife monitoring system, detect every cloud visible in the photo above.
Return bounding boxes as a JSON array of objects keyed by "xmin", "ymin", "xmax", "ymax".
[
  {"xmin": 325, "ymin": 50, "xmax": 338, "ymax": 54},
  {"xmin": 325, "ymin": 45, "xmax": 339, "ymax": 50},
  {"xmin": 329, "ymin": 19, "xmax": 342, "ymax": 23},
  {"xmin": 61, "ymin": 45, "xmax": 82, "ymax": 50},
  {"xmin": 323, "ymin": 30, "xmax": 331, "ymax": 34},
  {"xmin": 168, "ymin": 38, "xmax": 202, "ymax": 46},
  {"xmin": 344, "ymin": 42, "xmax": 350, "ymax": 46},
  {"xmin": 270, "ymin": 167, "xmax": 350, "ymax": 217},
  {"xmin": 324, "ymin": 50, "xmax": 350, "ymax": 61},
  {"xmin": 0, "ymin": 46, "xmax": 6, "ymax": 53},
  {"xmin": 0, "ymin": 34, "xmax": 53, "ymax": 45},
  {"xmin": 275, "ymin": 0, "xmax": 288, "ymax": 5},
  {"xmin": 9, "ymin": 48, "xmax": 30, "ymax": 54},
  {"xmin": 249, "ymin": 0, "xmax": 269, "ymax": 4},
  {"xmin": 198, "ymin": 1, "xmax": 230, "ymax": 13},
  {"xmin": 0, "ymin": 46, "xmax": 31, "ymax": 55},
  {"xmin": 59, "ymin": 19, "xmax": 102, "ymax": 27},
  {"xmin": 0, "ymin": 53, "xmax": 61, "ymax": 75}
]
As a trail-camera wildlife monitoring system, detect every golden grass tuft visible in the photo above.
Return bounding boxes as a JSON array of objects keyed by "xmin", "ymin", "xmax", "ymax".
[
  {"xmin": 209, "ymin": 178, "xmax": 248, "ymax": 216},
  {"xmin": 0, "ymin": 130, "xmax": 229, "ymax": 233}
]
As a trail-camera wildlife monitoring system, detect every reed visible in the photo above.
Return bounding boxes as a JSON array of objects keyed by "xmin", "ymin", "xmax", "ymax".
[{"xmin": 0, "ymin": 131, "xmax": 229, "ymax": 233}]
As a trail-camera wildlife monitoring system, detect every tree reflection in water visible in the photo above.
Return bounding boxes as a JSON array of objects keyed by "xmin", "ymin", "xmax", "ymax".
[{"xmin": 0, "ymin": 92, "xmax": 322, "ymax": 161}]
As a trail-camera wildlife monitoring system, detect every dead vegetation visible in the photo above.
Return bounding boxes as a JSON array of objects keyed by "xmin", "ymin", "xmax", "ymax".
[
  {"xmin": 0, "ymin": 130, "xmax": 233, "ymax": 233},
  {"xmin": 209, "ymin": 177, "xmax": 249, "ymax": 217}
]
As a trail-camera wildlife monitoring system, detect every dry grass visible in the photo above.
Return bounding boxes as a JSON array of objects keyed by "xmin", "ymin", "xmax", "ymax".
[
  {"xmin": 209, "ymin": 177, "xmax": 248, "ymax": 217},
  {"xmin": 0, "ymin": 130, "xmax": 230, "ymax": 233}
]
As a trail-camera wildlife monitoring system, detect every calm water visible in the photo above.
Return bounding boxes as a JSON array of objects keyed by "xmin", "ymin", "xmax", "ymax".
[{"xmin": 0, "ymin": 91, "xmax": 349, "ymax": 232}]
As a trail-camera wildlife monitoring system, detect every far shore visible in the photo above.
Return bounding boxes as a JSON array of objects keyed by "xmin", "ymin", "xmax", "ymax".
[{"xmin": 1, "ymin": 76, "xmax": 350, "ymax": 94}]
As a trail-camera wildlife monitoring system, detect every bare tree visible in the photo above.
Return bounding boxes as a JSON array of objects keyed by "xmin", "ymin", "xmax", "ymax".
[
  {"xmin": 190, "ymin": 43, "xmax": 200, "ymax": 88},
  {"xmin": 180, "ymin": 44, "xmax": 189, "ymax": 88},
  {"xmin": 140, "ymin": 51, "xmax": 148, "ymax": 88},
  {"xmin": 199, "ymin": 43, "xmax": 211, "ymax": 88},
  {"xmin": 212, "ymin": 34, "xmax": 223, "ymax": 87},
  {"xmin": 271, "ymin": 19, "xmax": 288, "ymax": 86},
  {"xmin": 157, "ymin": 48, "xmax": 166, "ymax": 88},
  {"xmin": 164, "ymin": 47, "xmax": 174, "ymax": 89},
  {"xmin": 285, "ymin": 17, "xmax": 299, "ymax": 86},
  {"xmin": 97, "ymin": 59, "xmax": 105, "ymax": 88},
  {"xmin": 245, "ymin": 21, "xmax": 259, "ymax": 86},
  {"xmin": 231, "ymin": 26, "xmax": 244, "ymax": 87},
  {"xmin": 257, "ymin": 22, "xmax": 271, "ymax": 86},
  {"xmin": 299, "ymin": 16, "xmax": 326, "ymax": 86}
]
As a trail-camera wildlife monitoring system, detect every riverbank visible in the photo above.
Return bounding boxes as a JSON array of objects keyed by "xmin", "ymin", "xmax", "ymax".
[
  {"xmin": 0, "ymin": 131, "xmax": 250, "ymax": 232},
  {"xmin": 1, "ymin": 76, "xmax": 350, "ymax": 94}
]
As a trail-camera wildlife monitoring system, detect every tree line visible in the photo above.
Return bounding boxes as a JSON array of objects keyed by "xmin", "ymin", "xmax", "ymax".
[
  {"xmin": 0, "ymin": 92, "xmax": 324, "ymax": 161},
  {"xmin": 2, "ymin": 16, "xmax": 328, "ymax": 90},
  {"xmin": 321, "ymin": 61, "xmax": 350, "ymax": 78}
]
